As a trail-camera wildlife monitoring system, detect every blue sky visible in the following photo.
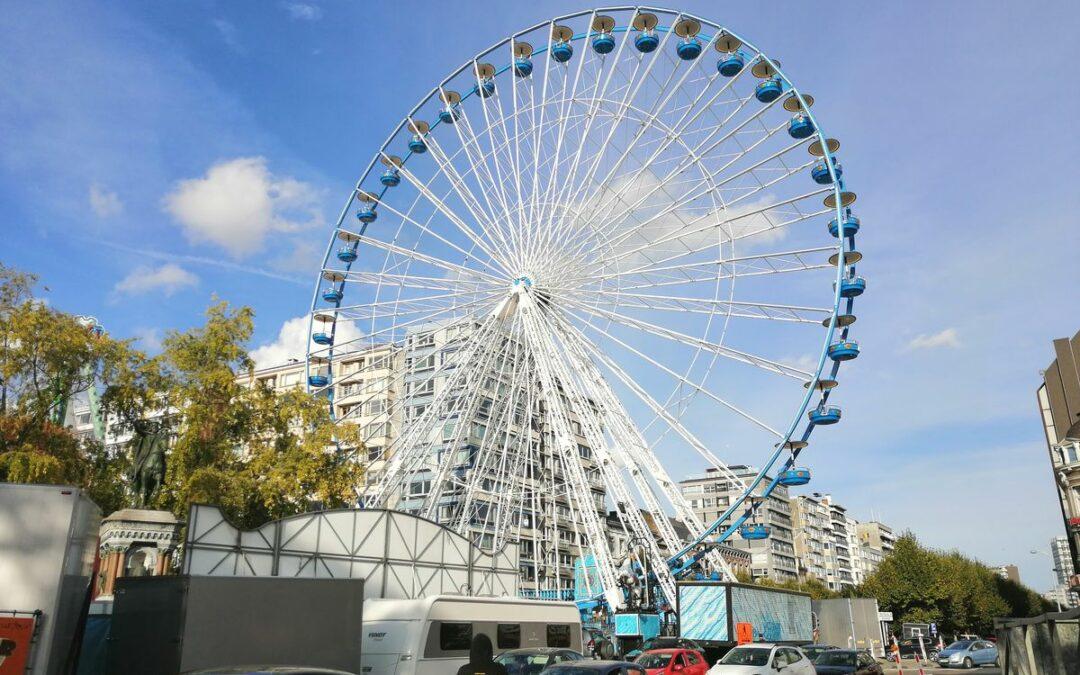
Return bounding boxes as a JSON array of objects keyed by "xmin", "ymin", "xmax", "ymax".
[{"xmin": 2, "ymin": 1, "xmax": 1078, "ymax": 591}]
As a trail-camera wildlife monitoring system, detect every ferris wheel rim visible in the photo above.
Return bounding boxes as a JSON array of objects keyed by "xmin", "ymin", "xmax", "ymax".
[{"xmin": 304, "ymin": 5, "xmax": 861, "ymax": 596}]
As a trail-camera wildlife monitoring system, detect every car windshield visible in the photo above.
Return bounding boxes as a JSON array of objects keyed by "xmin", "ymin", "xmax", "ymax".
[
  {"xmin": 720, "ymin": 647, "xmax": 771, "ymax": 666},
  {"xmin": 497, "ymin": 653, "xmax": 552, "ymax": 675},
  {"xmin": 636, "ymin": 653, "xmax": 674, "ymax": 668},
  {"xmin": 815, "ymin": 652, "xmax": 857, "ymax": 666},
  {"xmin": 945, "ymin": 641, "xmax": 973, "ymax": 650}
]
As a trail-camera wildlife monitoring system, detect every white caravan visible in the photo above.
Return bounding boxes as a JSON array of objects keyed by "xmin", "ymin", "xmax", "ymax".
[{"xmin": 360, "ymin": 595, "xmax": 582, "ymax": 675}]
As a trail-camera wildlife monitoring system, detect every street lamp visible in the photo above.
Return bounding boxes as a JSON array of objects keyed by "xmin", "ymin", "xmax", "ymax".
[{"xmin": 1030, "ymin": 549, "xmax": 1063, "ymax": 611}]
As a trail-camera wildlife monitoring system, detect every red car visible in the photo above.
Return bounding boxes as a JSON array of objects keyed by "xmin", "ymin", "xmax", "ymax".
[{"xmin": 634, "ymin": 648, "xmax": 709, "ymax": 675}]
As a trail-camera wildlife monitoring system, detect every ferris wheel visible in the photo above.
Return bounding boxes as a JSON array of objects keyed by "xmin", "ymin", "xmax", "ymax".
[{"xmin": 306, "ymin": 7, "xmax": 862, "ymax": 609}]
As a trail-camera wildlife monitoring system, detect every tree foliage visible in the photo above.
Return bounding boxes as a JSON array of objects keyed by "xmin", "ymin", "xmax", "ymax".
[
  {"xmin": 0, "ymin": 263, "xmax": 364, "ymax": 526},
  {"xmin": 859, "ymin": 532, "xmax": 1053, "ymax": 635}
]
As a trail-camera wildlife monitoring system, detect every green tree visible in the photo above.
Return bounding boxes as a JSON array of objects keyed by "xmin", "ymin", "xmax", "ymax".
[
  {"xmin": 0, "ymin": 264, "xmax": 133, "ymax": 511},
  {"xmin": 859, "ymin": 533, "xmax": 1052, "ymax": 636},
  {"xmin": 148, "ymin": 300, "xmax": 365, "ymax": 528},
  {"xmin": 1, "ymin": 263, "xmax": 365, "ymax": 524}
]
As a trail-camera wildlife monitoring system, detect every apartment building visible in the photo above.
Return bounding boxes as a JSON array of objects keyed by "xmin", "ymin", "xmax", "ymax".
[
  {"xmin": 679, "ymin": 466, "xmax": 798, "ymax": 581},
  {"xmin": 1049, "ymin": 535, "xmax": 1080, "ymax": 608},
  {"xmin": 792, "ymin": 494, "xmax": 891, "ymax": 590},
  {"xmin": 1037, "ymin": 328, "xmax": 1080, "ymax": 587}
]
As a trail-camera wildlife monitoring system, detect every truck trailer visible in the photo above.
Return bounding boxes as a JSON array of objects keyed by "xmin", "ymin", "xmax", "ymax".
[
  {"xmin": 676, "ymin": 581, "xmax": 813, "ymax": 647},
  {"xmin": 0, "ymin": 483, "xmax": 101, "ymax": 675}
]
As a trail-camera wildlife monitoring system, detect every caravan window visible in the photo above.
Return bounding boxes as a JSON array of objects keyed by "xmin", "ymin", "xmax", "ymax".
[
  {"xmin": 497, "ymin": 623, "xmax": 521, "ymax": 649},
  {"xmin": 440, "ymin": 622, "xmax": 473, "ymax": 650},
  {"xmin": 546, "ymin": 623, "xmax": 571, "ymax": 648}
]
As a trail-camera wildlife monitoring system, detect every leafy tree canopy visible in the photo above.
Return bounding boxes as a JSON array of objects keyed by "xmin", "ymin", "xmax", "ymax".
[{"xmin": 0, "ymin": 263, "xmax": 364, "ymax": 526}]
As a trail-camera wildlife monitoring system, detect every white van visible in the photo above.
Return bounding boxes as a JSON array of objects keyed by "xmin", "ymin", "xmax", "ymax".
[{"xmin": 360, "ymin": 595, "xmax": 582, "ymax": 675}]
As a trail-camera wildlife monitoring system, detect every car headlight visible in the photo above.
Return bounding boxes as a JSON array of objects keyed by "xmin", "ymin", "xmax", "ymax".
[{"xmin": 949, "ymin": 654, "xmax": 961, "ymax": 662}]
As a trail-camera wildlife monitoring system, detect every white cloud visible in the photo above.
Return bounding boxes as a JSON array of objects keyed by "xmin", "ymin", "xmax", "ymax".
[
  {"xmin": 905, "ymin": 327, "xmax": 961, "ymax": 352},
  {"xmin": 251, "ymin": 315, "xmax": 365, "ymax": 368},
  {"xmin": 282, "ymin": 2, "xmax": 323, "ymax": 21},
  {"xmin": 112, "ymin": 263, "xmax": 198, "ymax": 297},
  {"xmin": 133, "ymin": 327, "xmax": 163, "ymax": 352},
  {"xmin": 162, "ymin": 156, "xmax": 323, "ymax": 258},
  {"xmin": 271, "ymin": 238, "xmax": 323, "ymax": 274},
  {"xmin": 212, "ymin": 18, "xmax": 243, "ymax": 53},
  {"xmin": 89, "ymin": 184, "xmax": 123, "ymax": 218}
]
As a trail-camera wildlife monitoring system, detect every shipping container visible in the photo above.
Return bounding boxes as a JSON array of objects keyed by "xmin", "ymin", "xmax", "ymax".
[{"xmin": 811, "ymin": 598, "xmax": 885, "ymax": 657}]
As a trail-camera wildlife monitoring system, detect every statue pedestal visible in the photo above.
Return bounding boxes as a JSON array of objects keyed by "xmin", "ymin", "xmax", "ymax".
[{"xmin": 94, "ymin": 508, "xmax": 183, "ymax": 601}]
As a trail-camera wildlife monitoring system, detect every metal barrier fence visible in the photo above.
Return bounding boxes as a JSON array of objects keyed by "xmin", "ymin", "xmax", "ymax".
[{"xmin": 994, "ymin": 607, "xmax": 1079, "ymax": 675}]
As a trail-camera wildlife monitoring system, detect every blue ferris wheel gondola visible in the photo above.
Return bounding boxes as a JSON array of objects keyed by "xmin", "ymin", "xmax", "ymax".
[
  {"xmin": 828, "ymin": 214, "xmax": 861, "ymax": 238},
  {"xmin": 677, "ymin": 38, "xmax": 702, "ymax": 60},
  {"xmin": 321, "ymin": 287, "xmax": 343, "ymax": 303},
  {"xmin": 779, "ymin": 468, "xmax": 811, "ymax": 487},
  {"xmin": 809, "ymin": 405, "xmax": 843, "ymax": 425},
  {"xmin": 512, "ymin": 42, "xmax": 534, "ymax": 77},
  {"xmin": 591, "ymin": 15, "xmax": 617, "ymax": 54},
  {"xmin": 550, "ymin": 26, "xmax": 575, "ymax": 63},
  {"xmin": 633, "ymin": 12, "xmax": 660, "ymax": 53},
  {"xmin": 308, "ymin": 373, "xmax": 329, "ymax": 387},
  {"xmin": 355, "ymin": 189, "xmax": 378, "ymax": 225},
  {"xmin": 828, "ymin": 340, "xmax": 860, "ymax": 362},
  {"xmin": 740, "ymin": 524, "xmax": 770, "ymax": 540},
  {"xmin": 837, "ymin": 276, "xmax": 866, "ymax": 298},
  {"xmin": 787, "ymin": 114, "xmax": 815, "ymax": 139},
  {"xmin": 755, "ymin": 76, "xmax": 783, "ymax": 103},
  {"xmin": 336, "ymin": 246, "xmax": 357, "ymax": 263},
  {"xmin": 513, "ymin": 57, "xmax": 533, "ymax": 77},
  {"xmin": 718, "ymin": 52, "xmax": 745, "ymax": 76},
  {"xmin": 593, "ymin": 33, "xmax": 615, "ymax": 54},
  {"xmin": 812, "ymin": 157, "xmax": 842, "ymax": 184},
  {"xmin": 312, "ymin": 332, "xmax": 333, "ymax": 346},
  {"xmin": 380, "ymin": 168, "xmax": 400, "ymax": 187},
  {"xmin": 673, "ymin": 18, "xmax": 702, "ymax": 60}
]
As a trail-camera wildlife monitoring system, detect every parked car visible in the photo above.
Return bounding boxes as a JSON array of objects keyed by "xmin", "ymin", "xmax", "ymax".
[
  {"xmin": 935, "ymin": 640, "xmax": 998, "ymax": 669},
  {"xmin": 183, "ymin": 665, "xmax": 356, "ymax": 669},
  {"xmin": 498, "ymin": 648, "xmax": 586, "ymax": 675},
  {"xmin": 634, "ymin": 648, "xmax": 708, "ymax": 675},
  {"xmin": 812, "ymin": 650, "xmax": 883, "ymax": 675},
  {"xmin": 895, "ymin": 638, "xmax": 939, "ymax": 660},
  {"xmin": 626, "ymin": 637, "xmax": 705, "ymax": 659},
  {"xmin": 800, "ymin": 645, "xmax": 839, "ymax": 661},
  {"xmin": 707, "ymin": 644, "xmax": 814, "ymax": 675},
  {"xmin": 542, "ymin": 660, "xmax": 646, "ymax": 674}
]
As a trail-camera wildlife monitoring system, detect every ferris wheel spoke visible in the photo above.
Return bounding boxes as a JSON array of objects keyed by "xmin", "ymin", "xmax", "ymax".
[
  {"xmin": 562, "ymin": 296, "xmax": 812, "ymax": 383},
  {"xmin": 570, "ymin": 86, "xmax": 789, "ymax": 254},
  {"xmin": 549, "ymin": 310, "xmax": 727, "ymax": 547},
  {"xmin": 379, "ymin": 162, "xmax": 516, "ymax": 276},
  {"xmin": 414, "ymin": 136, "xmax": 520, "ymax": 270},
  {"xmin": 421, "ymin": 311, "xmax": 523, "ymax": 520},
  {"xmin": 580, "ymin": 290, "xmax": 830, "ymax": 324},
  {"xmin": 350, "ymin": 233, "xmax": 505, "ymax": 286},
  {"xmin": 552, "ymin": 309, "xmax": 749, "ymax": 498},
  {"xmin": 527, "ymin": 299, "xmax": 680, "ymax": 603},
  {"xmin": 367, "ymin": 313, "xmax": 506, "ymax": 506},
  {"xmin": 552, "ymin": 42, "xmax": 749, "ymax": 247},
  {"xmin": 442, "ymin": 97, "xmax": 523, "ymax": 265},
  {"xmin": 579, "ymin": 186, "xmax": 834, "ymax": 280},
  {"xmin": 337, "ymin": 269, "xmax": 494, "ymax": 294}
]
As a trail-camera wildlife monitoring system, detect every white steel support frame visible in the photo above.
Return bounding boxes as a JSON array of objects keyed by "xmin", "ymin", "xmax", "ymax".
[{"xmin": 306, "ymin": 7, "xmax": 860, "ymax": 608}]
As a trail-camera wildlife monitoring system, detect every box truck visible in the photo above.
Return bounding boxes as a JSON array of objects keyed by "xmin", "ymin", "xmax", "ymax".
[
  {"xmin": 0, "ymin": 483, "xmax": 101, "ymax": 675},
  {"xmin": 676, "ymin": 581, "xmax": 813, "ymax": 646}
]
